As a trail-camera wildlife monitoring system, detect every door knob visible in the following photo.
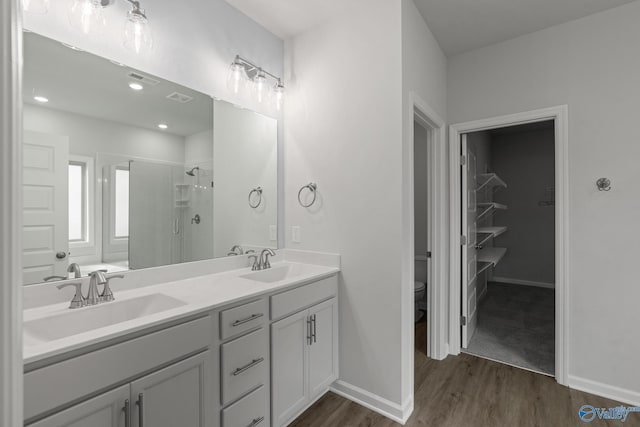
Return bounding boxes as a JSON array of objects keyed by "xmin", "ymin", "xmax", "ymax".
[{"xmin": 56, "ymin": 251, "xmax": 68, "ymax": 260}]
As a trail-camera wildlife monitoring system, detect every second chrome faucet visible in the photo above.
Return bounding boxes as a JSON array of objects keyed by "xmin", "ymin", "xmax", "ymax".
[
  {"xmin": 249, "ymin": 248, "xmax": 276, "ymax": 271},
  {"xmin": 57, "ymin": 270, "xmax": 124, "ymax": 309}
]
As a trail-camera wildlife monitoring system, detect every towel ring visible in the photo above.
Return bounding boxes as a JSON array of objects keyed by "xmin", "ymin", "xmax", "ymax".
[
  {"xmin": 248, "ymin": 187, "xmax": 263, "ymax": 208},
  {"xmin": 298, "ymin": 183, "xmax": 317, "ymax": 208}
]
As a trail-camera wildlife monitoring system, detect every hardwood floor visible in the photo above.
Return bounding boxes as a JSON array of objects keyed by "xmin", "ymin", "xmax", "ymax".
[{"xmin": 290, "ymin": 350, "xmax": 638, "ymax": 427}]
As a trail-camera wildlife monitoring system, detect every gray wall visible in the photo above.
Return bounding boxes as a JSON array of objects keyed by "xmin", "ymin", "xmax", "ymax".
[{"xmin": 492, "ymin": 128, "xmax": 555, "ymax": 285}]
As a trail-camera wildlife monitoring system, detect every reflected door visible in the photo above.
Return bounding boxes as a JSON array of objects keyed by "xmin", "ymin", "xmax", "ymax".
[{"xmin": 22, "ymin": 130, "xmax": 69, "ymax": 284}]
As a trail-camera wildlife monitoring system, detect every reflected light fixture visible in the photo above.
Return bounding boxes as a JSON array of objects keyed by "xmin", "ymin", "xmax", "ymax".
[
  {"xmin": 128, "ymin": 82, "xmax": 144, "ymax": 91},
  {"xmin": 23, "ymin": 0, "xmax": 50, "ymax": 14},
  {"xmin": 157, "ymin": 123, "xmax": 168, "ymax": 130},
  {"xmin": 34, "ymin": 96, "xmax": 49, "ymax": 103},
  {"xmin": 228, "ymin": 55, "xmax": 285, "ymax": 110}
]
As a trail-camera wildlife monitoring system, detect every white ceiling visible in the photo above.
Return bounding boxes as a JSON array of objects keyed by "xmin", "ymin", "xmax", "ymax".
[
  {"xmin": 225, "ymin": 0, "xmax": 635, "ymax": 56},
  {"xmin": 23, "ymin": 32, "xmax": 213, "ymax": 137},
  {"xmin": 412, "ymin": 0, "xmax": 636, "ymax": 56}
]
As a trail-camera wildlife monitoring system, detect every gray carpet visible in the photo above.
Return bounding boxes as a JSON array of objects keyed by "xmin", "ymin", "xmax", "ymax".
[{"xmin": 465, "ymin": 282, "xmax": 555, "ymax": 375}]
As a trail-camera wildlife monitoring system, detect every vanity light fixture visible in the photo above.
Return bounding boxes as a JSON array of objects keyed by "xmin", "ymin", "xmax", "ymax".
[
  {"xmin": 33, "ymin": 96, "xmax": 49, "ymax": 103},
  {"xmin": 128, "ymin": 82, "xmax": 144, "ymax": 91},
  {"xmin": 25, "ymin": 0, "xmax": 153, "ymax": 54},
  {"xmin": 157, "ymin": 123, "xmax": 168, "ymax": 130},
  {"xmin": 228, "ymin": 55, "xmax": 285, "ymax": 110}
]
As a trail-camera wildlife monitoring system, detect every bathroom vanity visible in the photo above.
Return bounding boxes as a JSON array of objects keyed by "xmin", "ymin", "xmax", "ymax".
[{"xmin": 23, "ymin": 258, "xmax": 340, "ymax": 427}]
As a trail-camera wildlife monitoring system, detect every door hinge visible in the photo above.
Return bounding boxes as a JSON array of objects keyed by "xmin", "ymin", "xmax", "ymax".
[
  {"xmin": 426, "ymin": 251, "xmax": 432, "ymax": 259},
  {"xmin": 460, "ymin": 316, "xmax": 467, "ymax": 326},
  {"xmin": 460, "ymin": 155, "xmax": 467, "ymax": 166},
  {"xmin": 460, "ymin": 235, "xmax": 467, "ymax": 246}
]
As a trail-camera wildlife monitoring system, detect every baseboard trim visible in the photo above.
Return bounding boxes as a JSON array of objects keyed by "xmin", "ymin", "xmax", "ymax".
[
  {"xmin": 568, "ymin": 375, "xmax": 640, "ymax": 407},
  {"xmin": 330, "ymin": 380, "xmax": 413, "ymax": 424},
  {"xmin": 491, "ymin": 276, "xmax": 555, "ymax": 289}
]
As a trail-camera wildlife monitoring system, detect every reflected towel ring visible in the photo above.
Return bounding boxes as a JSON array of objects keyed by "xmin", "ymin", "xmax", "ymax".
[
  {"xmin": 248, "ymin": 187, "xmax": 263, "ymax": 208},
  {"xmin": 298, "ymin": 183, "xmax": 317, "ymax": 208}
]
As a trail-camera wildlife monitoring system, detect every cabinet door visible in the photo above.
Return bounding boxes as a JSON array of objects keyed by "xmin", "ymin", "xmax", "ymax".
[
  {"xmin": 271, "ymin": 309, "xmax": 309, "ymax": 427},
  {"xmin": 308, "ymin": 298, "xmax": 338, "ymax": 400},
  {"xmin": 130, "ymin": 351, "xmax": 213, "ymax": 427},
  {"xmin": 29, "ymin": 385, "xmax": 129, "ymax": 427}
]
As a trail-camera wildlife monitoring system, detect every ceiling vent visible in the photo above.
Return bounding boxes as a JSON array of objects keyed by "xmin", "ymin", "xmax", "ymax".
[
  {"xmin": 166, "ymin": 92, "xmax": 194, "ymax": 104},
  {"xmin": 127, "ymin": 71, "xmax": 160, "ymax": 86}
]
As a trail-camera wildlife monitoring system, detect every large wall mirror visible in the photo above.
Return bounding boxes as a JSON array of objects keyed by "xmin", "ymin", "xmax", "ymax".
[{"xmin": 22, "ymin": 32, "xmax": 279, "ymax": 286}]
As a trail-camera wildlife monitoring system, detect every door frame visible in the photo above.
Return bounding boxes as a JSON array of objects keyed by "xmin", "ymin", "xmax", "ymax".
[
  {"xmin": 448, "ymin": 105, "xmax": 569, "ymax": 385},
  {"xmin": 1, "ymin": 0, "xmax": 24, "ymax": 425},
  {"xmin": 403, "ymin": 92, "xmax": 448, "ymax": 375}
]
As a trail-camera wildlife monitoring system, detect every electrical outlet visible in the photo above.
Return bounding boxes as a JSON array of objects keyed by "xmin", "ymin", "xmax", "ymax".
[
  {"xmin": 292, "ymin": 226, "xmax": 301, "ymax": 243},
  {"xmin": 269, "ymin": 225, "xmax": 277, "ymax": 241}
]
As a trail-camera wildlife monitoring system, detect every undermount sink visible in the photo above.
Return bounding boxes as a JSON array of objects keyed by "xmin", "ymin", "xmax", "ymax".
[
  {"xmin": 240, "ymin": 264, "xmax": 309, "ymax": 283},
  {"xmin": 24, "ymin": 293, "xmax": 186, "ymax": 346}
]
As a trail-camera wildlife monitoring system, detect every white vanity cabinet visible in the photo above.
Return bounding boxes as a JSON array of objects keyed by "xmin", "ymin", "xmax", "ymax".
[
  {"xmin": 30, "ymin": 352, "xmax": 211, "ymax": 427},
  {"xmin": 270, "ymin": 277, "xmax": 339, "ymax": 427}
]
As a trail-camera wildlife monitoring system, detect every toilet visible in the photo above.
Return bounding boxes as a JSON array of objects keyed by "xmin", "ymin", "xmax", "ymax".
[{"xmin": 414, "ymin": 280, "xmax": 427, "ymax": 322}]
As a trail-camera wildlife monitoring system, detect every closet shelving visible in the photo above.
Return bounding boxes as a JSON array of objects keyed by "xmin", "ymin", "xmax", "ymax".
[{"xmin": 476, "ymin": 172, "xmax": 508, "ymax": 276}]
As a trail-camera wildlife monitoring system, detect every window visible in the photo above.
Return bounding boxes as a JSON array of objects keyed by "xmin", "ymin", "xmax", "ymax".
[
  {"xmin": 114, "ymin": 168, "xmax": 129, "ymax": 238},
  {"xmin": 68, "ymin": 161, "xmax": 86, "ymax": 242}
]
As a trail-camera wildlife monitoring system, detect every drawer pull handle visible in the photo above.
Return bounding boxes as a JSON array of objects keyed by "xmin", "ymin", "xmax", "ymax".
[
  {"xmin": 232, "ymin": 357, "xmax": 265, "ymax": 376},
  {"xmin": 123, "ymin": 399, "xmax": 131, "ymax": 427},
  {"xmin": 312, "ymin": 314, "xmax": 317, "ymax": 343},
  {"xmin": 232, "ymin": 313, "xmax": 264, "ymax": 327},
  {"xmin": 248, "ymin": 416, "xmax": 265, "ymax": 427},
  {"xmin": 136, "ymin": 393, "xmax": 144, "ymax": 427}
]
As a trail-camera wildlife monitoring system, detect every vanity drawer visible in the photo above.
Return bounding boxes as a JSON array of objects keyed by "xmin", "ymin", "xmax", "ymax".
[
  {"xmin": 270, "ymin": 275, "xmax": 338, "ymax": 320},
  {"xmin": 220, "ymin": 299, "xmax": 267, "ymax": 340},
  {"xmin": 222, "ymin": 385, "xmax": 270, "ymax": 427},
  {"xmin": 221, "ymin": 328, "xmax": 268, "ymax": 406}
]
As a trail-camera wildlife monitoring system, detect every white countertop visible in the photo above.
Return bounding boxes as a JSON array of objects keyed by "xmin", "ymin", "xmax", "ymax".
[{"xmin": 23, "ymin": 261, "xmax": 340, "ymax": 365}]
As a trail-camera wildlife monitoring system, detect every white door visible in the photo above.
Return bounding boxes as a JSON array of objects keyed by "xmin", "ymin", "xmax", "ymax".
[
  {"xmin": 23, "ymin": 130, "xmax": 69, "ymax": 284},
  {"xmin": 130, "ymin": 352, "xmax": 212, "ymax": 427},
  {"xmin": 461, "ymin": 135, "xmax": 478, "ymax": 347},
  {"xmin": 29, "ymin": 385, "xmax": 129, "ymax": 427},
  {"xmin": 308, "ymin": 298, "xmax": 338, "ymax": 400},
  {"xmin": 271, "ymin": 309, "xmax": 309, "ymax": 427}
]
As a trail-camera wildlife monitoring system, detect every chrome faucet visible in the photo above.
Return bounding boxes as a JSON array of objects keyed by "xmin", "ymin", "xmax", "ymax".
[
  {"xmin": 67, "ymin": 263, "xmax": 82, "ymax": 279},
  {"xmin": 56, "ymin": 282, "xmax": 86, "ymax": 309},
  {"xmin": 258, "ymin": 249, "xmax": 276, "ymax": 270},
  {"xmin": 248, "ymin": 254, "xmax": 259, "ymax": 271},
  {"xmin": 87, "ymin": 270, "xmax": 107, "ymax": 306},
  {"xmin": 101, "ymin": 274, "xmax": 124, "ymax": 302}
]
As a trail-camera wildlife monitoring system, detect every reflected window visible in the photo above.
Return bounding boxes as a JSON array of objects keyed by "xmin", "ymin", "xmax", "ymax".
[
  {"xmin": 114, "ymin": 168, "xmax": 129, "ymax": 238},
  {"xmin": 68, "ymin": 162, "xmax": 86, "ymax": 242}
]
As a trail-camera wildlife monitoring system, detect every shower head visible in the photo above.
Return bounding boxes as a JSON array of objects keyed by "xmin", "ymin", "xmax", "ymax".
[{"xmin": 186, "ymin": 166, "xmax": 200, "ymax": 176}]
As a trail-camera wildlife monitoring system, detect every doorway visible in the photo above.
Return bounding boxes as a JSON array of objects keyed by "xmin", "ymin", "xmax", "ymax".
[
  {"xmin": 448, "ymin": 106, "xmax": 569, "ymax": 384},
  {"xmin": 461, "ymin": 121, "xmax": 555, "ymax": 375}
]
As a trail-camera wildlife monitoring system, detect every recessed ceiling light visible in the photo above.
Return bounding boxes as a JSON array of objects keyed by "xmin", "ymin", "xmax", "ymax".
[
  {"xmin": 128, "ymin": 82, "xmax": 144, "ymax": 91},
  {"xmin": 34, "ymin": 96, "xmax": 49, "ymax": 103},
  {"xmin": 157, "ymin": 124, "xmax": 168, "ymax": 130}
]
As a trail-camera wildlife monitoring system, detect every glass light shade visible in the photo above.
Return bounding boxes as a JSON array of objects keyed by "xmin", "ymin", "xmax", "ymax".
[
  {"xmin": 252, "ymin": 71, "xmax": 269, "ymax": 104},
  {"xmin": 23, "ymin": 0, "xmax": 50, "ymax": 14},
  {"xmin": 272, "ymin": 82, "xmax": 285, "ymax": 111},
  {"xmin": 68, "ymin": 0, "xmax": 106, "ymax": 35},
  {"xmin": 227, "ymin": 61, "xmax": 248, "ymax": 95},
  {"xmin": 123, "ymin": 11, "xmax": 153, "ymax": 54}
]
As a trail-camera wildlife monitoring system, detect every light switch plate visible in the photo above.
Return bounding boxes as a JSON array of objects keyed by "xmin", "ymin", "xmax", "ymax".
[
  {"xmin": 269, "ymin": 225, "xmax": 277, "ymax": 241},
  {"xmin": 292, "ymin": 226, "xmax": 301, "ymax": 243}
]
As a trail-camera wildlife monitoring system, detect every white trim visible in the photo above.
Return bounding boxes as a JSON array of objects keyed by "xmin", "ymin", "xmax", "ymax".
[
  {"xmin": 0, "ymin": 0, "xmax": 23, "ymax": 425},
  {"xmin": 491, "ymin": 276, "xmax": 555, "ymax": 289},
  {"xmin": 330, "ymin": 380, "xmax": 413, "ymax": 424},
  {"xmin": 68, "ymin": 154, "xmax": 96, "ymax": 257},
  {"xmin": 568, "ymin": 375, "xmax": 640, "ymax": 407},
  {"xmin": 448, "ymin": 105, "xmax": 569, "ymax": 386}
]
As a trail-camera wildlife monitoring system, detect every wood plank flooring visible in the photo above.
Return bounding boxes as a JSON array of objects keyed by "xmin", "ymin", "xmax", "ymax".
[{"xmin": 290, "ymin": 337, "xmax": 638, "ymax": 426}]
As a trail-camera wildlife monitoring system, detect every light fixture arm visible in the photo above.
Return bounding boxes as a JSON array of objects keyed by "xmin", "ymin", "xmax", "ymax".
[{"xmin": 234, "ymin": 55, "xmax": 282, "ymax": 83}]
